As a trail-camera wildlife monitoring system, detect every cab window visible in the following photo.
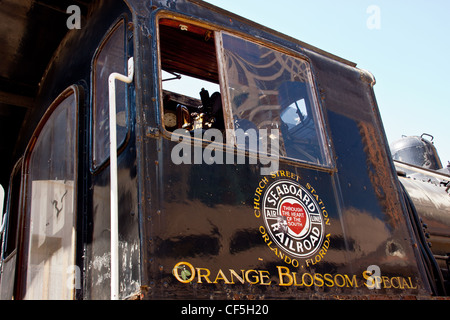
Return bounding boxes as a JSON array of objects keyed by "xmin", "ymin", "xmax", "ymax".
[
  {"xmin": 92, "ymin": 20, "xmax": 127, "ymax": 169},
  {"xmin": 22, "ymin": 87, "xmax": 79, "ymax": 300},
  {"xmin": 159, "ymin": 18, "xmax": 223, "ymax": 132},
  {"xmin": 158, "ymin": 17, "xmax": 330, "ymax": 167},
  {"xmin": 220, "ymin": 33, "xmax": 331, "ymax": 166}
]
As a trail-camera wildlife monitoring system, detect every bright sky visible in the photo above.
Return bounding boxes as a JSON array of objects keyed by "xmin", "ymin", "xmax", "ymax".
[{"xmin": 205, "ymin": 0, "xmax": 450, "ymax": 166}]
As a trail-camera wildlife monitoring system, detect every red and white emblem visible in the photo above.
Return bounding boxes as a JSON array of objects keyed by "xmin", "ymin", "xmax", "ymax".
[
  {"xmin": 280, "ymin": 200, "xmax": 308, "ymax": 236},
  {"xmin": 262, "ymin": 179, "xmax": 325, "ymax": 259}
]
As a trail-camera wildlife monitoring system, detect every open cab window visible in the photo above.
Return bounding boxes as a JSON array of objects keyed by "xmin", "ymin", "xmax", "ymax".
[
  {"xmin": 159, "ymin": 18, "xmax": 223, "ymax": 132},
  {"xmin": 158, "ymin": 17, "xmax": 331, "ymax": 168}
]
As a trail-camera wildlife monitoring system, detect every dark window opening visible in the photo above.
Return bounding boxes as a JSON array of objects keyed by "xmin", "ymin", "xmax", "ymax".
[{"xmin": 159, "ymin": 19, "xmax": 224, "ymax": 132}]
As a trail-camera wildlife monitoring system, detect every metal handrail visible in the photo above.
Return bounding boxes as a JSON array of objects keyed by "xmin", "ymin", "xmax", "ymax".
[{"xmin": 108, "ymin": 57, "xmax": 134, "ymax": 300}]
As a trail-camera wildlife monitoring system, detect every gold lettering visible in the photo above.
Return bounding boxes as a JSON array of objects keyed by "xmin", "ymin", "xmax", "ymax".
[
  {"xmin": 344, "ymin": 274, "xmax": 358, "ymax": 288},
  {"xmin": 362, "ymin": 270, "xmax": 375, "ymax": 289},
  {"xmin": 259, "ymin": 270, "xmax": 272, "ymax": 285},
  {"xmin": 407, "ymin": 277, "xmax": 418, "ymax": 289},
  {"xmin": 175, "ymin": 261, "xmax": 418, "ymax": 292},
  {"xmin": 382, "ymin": 276, "xmax": 391, "ymax": 289},
  {"xmin": 391, "ymin": 276, "xmax": 400, "ymax": 289},
  {"xmin": 324, "ymin": 273, "xmax": 334, "ymax": 287},
  {"xmin": 302, "ymin": 273, "xmax": 314, "ymax": 287},
  {"xmin": 196, "ymin": 267, "xmax": 212, "ymax": 283},
  {"xmin": 245, "ymin": 270, "xmax": 259, "ymax": 284},
  {"xmin": 173, "ymin": 261, "xmax": 195, "ymax": 284},
  {"xmin": 314, "ymin": 273, "xmax": 324, "ymax": 287},
  {"xmin": 334, "ymin": 274, "xmax": 346, "ymax": 288},
  {"xmin": 374, "ymin": 276, "xmax": 382, "ymax": 289},
  {"xmin": 401, "ymin": 277, "xmax": 410, "ymax": 289},
  {"xmin": 213, "ymin": 269, "xmax": 231, "ymax": 284},
  {"xmin": 259, "ymin": 176, "xmax": 268, "ymax": 189},
  {"xmin": 229, "ymin": 269, "xmax": 245, "ymax": 284},
  {"xmin": 277, "ymin": 266, "xmax": 293, "ymax": 286},
  {"xmin": 259, "ymin": 226, "xmax": 266, "ymax": 236},
  {"xmin": 292, "ymin": 272, "xmax": 301, "ymax": 286}
]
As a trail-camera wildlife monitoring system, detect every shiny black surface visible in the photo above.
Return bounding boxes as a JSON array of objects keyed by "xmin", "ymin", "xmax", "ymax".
[
  {"xmin": 136, "ymin": 1, "xmax": 434, "ymax": 299},
  {"xmin": 1, "ymin": 0, "xmax": 447, "ymax": 299}
]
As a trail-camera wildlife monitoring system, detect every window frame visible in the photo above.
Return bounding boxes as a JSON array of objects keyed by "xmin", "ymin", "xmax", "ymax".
[
  {"xmin": 156, "ymin": 15, "xmax": 224, "ymax": 135},
  {"xmin": 1, "ymin": 158, "xmax": 24, "ymax": 261},
  {"xmin": 155, "ymin": 13, "xmax": 334, "ymax": 170},
  {"xmin": 0, "ymin": 158, "xmax": 23, "ymax": 300},
  {"xmin": 19, "ymin": 85, "xmax": 80, "ymax": 300},
  {"xmin": 90, "ymin": 17, "xmax": 131, "ymax": 172},
  {"xmin": 217, "ymin": 31, "xmax": 333, "ymax": 168}
]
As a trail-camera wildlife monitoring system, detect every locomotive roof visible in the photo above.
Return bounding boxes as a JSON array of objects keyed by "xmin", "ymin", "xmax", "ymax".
[{"xmin": 0, "ymin": 0, "xmax": 91, "ymax": 186}]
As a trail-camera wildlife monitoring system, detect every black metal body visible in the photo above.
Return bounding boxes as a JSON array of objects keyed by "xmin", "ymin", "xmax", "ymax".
[{"xmin": 0, "ymin": 0, "xmax": 448, "ymax": 299}]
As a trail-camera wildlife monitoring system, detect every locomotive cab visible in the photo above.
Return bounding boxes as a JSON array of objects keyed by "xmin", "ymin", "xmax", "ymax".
[{"xmin": 0, "ymin": 0, "xmax": 448, "ymax": 300}]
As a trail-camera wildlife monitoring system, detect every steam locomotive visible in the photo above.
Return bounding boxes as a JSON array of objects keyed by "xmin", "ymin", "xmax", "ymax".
[{"xmin": 0, "ymin": 0, "xmax": 448, "ymax": 300}]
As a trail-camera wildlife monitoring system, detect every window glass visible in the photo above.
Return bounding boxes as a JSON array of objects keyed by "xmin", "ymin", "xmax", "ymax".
[
  {"xmin": 24, "ymin": 90, "xmax": 77, "ymax": 300},
  {"xmin": 93, "ymin": 21, "xmax": 127, "ymax": 168},
  {"xmin": 221, "ymin": 33, "xmax": 330, "ymax": 166}
]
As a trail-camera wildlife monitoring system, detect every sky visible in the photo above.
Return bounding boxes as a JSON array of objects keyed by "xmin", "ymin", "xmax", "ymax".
[{"xmin": 205, "ymin": 0, "xmax": 450, "ymax": 166}]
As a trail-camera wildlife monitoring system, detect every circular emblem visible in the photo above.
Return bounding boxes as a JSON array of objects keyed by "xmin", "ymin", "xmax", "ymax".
[{"xmin": 262, "ymin": 179, "xmax": 324, "ymax": 259}]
